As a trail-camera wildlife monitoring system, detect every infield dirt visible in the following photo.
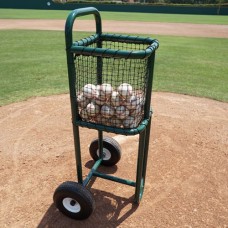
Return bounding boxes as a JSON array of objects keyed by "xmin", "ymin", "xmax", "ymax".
[
  {"xmin": 0, "ymin": 92, "xmax": 227, "ymax": 227},
  {"xmin": 0, "ymin": 19, "xmax": 228, "ymax": 38}
]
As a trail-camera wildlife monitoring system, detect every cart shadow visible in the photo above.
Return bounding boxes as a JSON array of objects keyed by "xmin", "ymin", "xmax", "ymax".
[
  {"xmin": 38, "ymin": 186, "xmax": 138, "ymax": 228},
  {"xmin": 85, "ymin": 160, "xmax": 118, "ymax": 174}
]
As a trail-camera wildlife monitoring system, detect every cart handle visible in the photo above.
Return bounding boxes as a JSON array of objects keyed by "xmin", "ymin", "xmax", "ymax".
[{"xmin": 65, "ymin": 7, "xmax": 102, "ymax": 50}]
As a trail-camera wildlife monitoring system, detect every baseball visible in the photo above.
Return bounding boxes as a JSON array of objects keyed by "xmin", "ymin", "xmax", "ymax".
[
  {"xmin": 94, "ymin": 97, "xmax": 106, "ymax": 106},
  {"xmin": 95, "ymin": 114, "xmax": 112, "ymax": 126},
  {"xmin": 99, "ymin": 83, "xmax": 113, "ymax": 99},
  {"xmin": 130, "ymin": 105, "xmax": 142, "ymax": 117},
  {"xmin": 110, "ymin": 91, "xmax": 123, "ymax": 107},
  {"xmin": 125, "ymin": 94, "xmax": 142, "ymax": 110},
  {"xmin": 110, "ymin": 117, "xmax": 122, "ymax": 128},
  {"xmin": 93, "ymin": 114, "xmax": 105, "ymax": 124},
  {"xmin": 94, "ymin": 114, "xmax": 102, "ymax": 123},
  {"xmin": 135, "ymin": 116, "xmax": 142, "ymax": 125},
  {"xmin": 77, "ymin": 93, "xmax": 90, "ymax": 108},
  {"xmin": 95, "ymin": 85, "xmax": 107, "ymax": 105},
  {"xmin": 82, "ymin": 84, "xmax": 97, "ymax": 99},
  {"xmin": 101, "ymin": 105, "xmax": 115, "ymax": 118},
  {"xmin": 116, "ymin": 105, "xmax": 130, "ymax": 120},
  {"xmin": 102, "ymin": 118, "xmax": 112, "ymax": 126},
  {"xmin": 86, "ymin": 102, "xmax": 100, "ymax": 117},
  {"xmin": 117, "ymin": 83, "xmax": 133, "ymax": 99},
  {"xmin": 123, "ymin": 116, "xmax": 137, "ymax": 128},
  {"xmin": 136, "ymin": 93, "xmax": 145, "ymax": 107},
  {"xmin": 139, "ymin": 96, "xmax": 145, "ymax": 106},
  {"xmin": 79, "ymin": 109, "xmax": 89, "ymax": 120}
]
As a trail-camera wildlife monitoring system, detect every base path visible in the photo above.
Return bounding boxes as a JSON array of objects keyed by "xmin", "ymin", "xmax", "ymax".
[
  {"xmin": 1, "ymin": 19, "xmax": 228, "ymax": 37},
  {"xmin": 0, "ymin": 93, "xmax": 228, "ymax": 227}
]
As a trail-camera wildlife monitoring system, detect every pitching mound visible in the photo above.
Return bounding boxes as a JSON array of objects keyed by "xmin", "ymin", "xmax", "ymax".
[{"xmin": 0, "ymin": 92, "xmax": 227, "ymax": 227}]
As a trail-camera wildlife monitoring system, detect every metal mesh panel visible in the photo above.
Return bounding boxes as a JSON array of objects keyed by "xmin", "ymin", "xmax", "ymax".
[
  {"xmin": 102, "ymin": 39, "xmax": 149, "ymax": 52},
  {"xmin": 74, "ymin": 40, "xmax": 149, "ymax": 129}
]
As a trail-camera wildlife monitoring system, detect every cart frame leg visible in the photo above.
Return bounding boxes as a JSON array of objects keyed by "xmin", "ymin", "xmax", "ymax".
[
  {"xmin": 142, "ymin": 117, "xmax": 152, "ymax": 188},
  {"xmin": 73, "ymin": 125, "xmax": 83, "ymax": 184},
  {"xmin": 134, "ymin": 117, "xmax": 152, "ymax": 204},
  {"xmin": 98, "ymin": 130, "xmax": 104, "ymax": 159},
  {"xmin": 134, "ymin": 129, "xmax": 146, "ymax": 203}
]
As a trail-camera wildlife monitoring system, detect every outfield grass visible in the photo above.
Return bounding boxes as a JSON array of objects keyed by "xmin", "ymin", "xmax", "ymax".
[
  {"xmin": 0, "ymin": 30, "xmax": 227, "ymax": 106},
  {"xmin": 0, "ymin": 9, "xmax": 228, "ymax": 24}
]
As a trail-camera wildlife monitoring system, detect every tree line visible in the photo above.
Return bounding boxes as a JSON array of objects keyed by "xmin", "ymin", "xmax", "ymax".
[
  {"xmin": 145, "ymin": 0, "xmax": 227, "ymax": 3},
  {"xmin": 68, "ymin": 0, "xmax": 228, "ymax": 4}
]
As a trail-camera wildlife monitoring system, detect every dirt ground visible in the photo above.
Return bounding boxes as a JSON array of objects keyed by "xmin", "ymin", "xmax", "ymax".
[
  {"xmin": 0, "ymin": 92, "xmax": 227, "ymax": 227},
  {"xmin": 0, "ymin": 19, "xmax": 228, "ymax": 38},
  {"xmin": 0, "ymin": 19, "xmax": 228, "ymax": 227}
]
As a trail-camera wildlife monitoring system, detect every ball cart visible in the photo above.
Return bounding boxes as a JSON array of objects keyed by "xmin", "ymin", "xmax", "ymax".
[{"xmin": 53, "ymin": 7, "xmax": 159, "ymax": 220}]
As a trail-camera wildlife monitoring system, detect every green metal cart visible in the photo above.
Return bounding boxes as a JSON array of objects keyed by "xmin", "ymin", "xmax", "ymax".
[{"xmin": 53, "ymin": 7, "xmax": 159, "ymax": 220}]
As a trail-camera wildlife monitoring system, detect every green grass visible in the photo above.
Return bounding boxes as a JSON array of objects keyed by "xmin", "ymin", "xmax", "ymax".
[
  {"xmin": 0, "ymin": 30, "xmax": 67, "ymax": 106},
  {"xmin": 154, "ymin": 35, "xmax": 228, "ymax": 101},
  {"xmin": 0, "ymin": 9, "xmax": 228, "ymax": 24},
  {"xmin": 0, "ymin": 30, "xmax": 227, "ymax": 106}
]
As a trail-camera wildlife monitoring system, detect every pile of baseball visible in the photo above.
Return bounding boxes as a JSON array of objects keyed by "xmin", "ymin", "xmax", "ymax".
[{"xmin": 77, "ymin": 83, "xmax": 145, "ymax": 128}]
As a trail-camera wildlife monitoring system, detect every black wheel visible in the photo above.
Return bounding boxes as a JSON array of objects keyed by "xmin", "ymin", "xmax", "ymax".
[
  {"xmin": 53, "ymin": 181, "xmax": 95, "ymax": 220},
  {"xmin": 89, "ymin": 136, "xmax": 121, "ymax": 166}
]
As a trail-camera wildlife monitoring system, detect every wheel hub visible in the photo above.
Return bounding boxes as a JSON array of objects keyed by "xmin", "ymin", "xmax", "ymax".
[
  {"xmin": 96, "ymin": 148, "xmax": 111, "ymax": 160},
  {"xmin": 63, "ymin": 197, "xmax": 81, "ymax": 213},
  {"xmin": 70, "ymin": 200, "xmax": 76, "ymax": 206}
]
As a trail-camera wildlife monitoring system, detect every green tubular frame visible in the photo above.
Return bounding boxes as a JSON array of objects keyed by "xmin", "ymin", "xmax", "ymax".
[{"xmin": 65, "ymin": 7, "xmax": 159, "ymax": 204}]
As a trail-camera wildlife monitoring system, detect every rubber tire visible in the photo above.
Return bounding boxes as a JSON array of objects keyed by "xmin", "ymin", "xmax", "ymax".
[
  {"xmin": 89, "ymin": 136, "xmax": 121, "ymax": 166},
  {"xmin": 53, "ymin": 181, "xmax": 95, "ymax": 220}
]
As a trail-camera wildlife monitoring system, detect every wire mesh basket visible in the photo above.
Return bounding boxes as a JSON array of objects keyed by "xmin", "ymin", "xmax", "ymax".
[{"xmin": 66, "ymin": 9, "xmax": 159, "ymax": 135}]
